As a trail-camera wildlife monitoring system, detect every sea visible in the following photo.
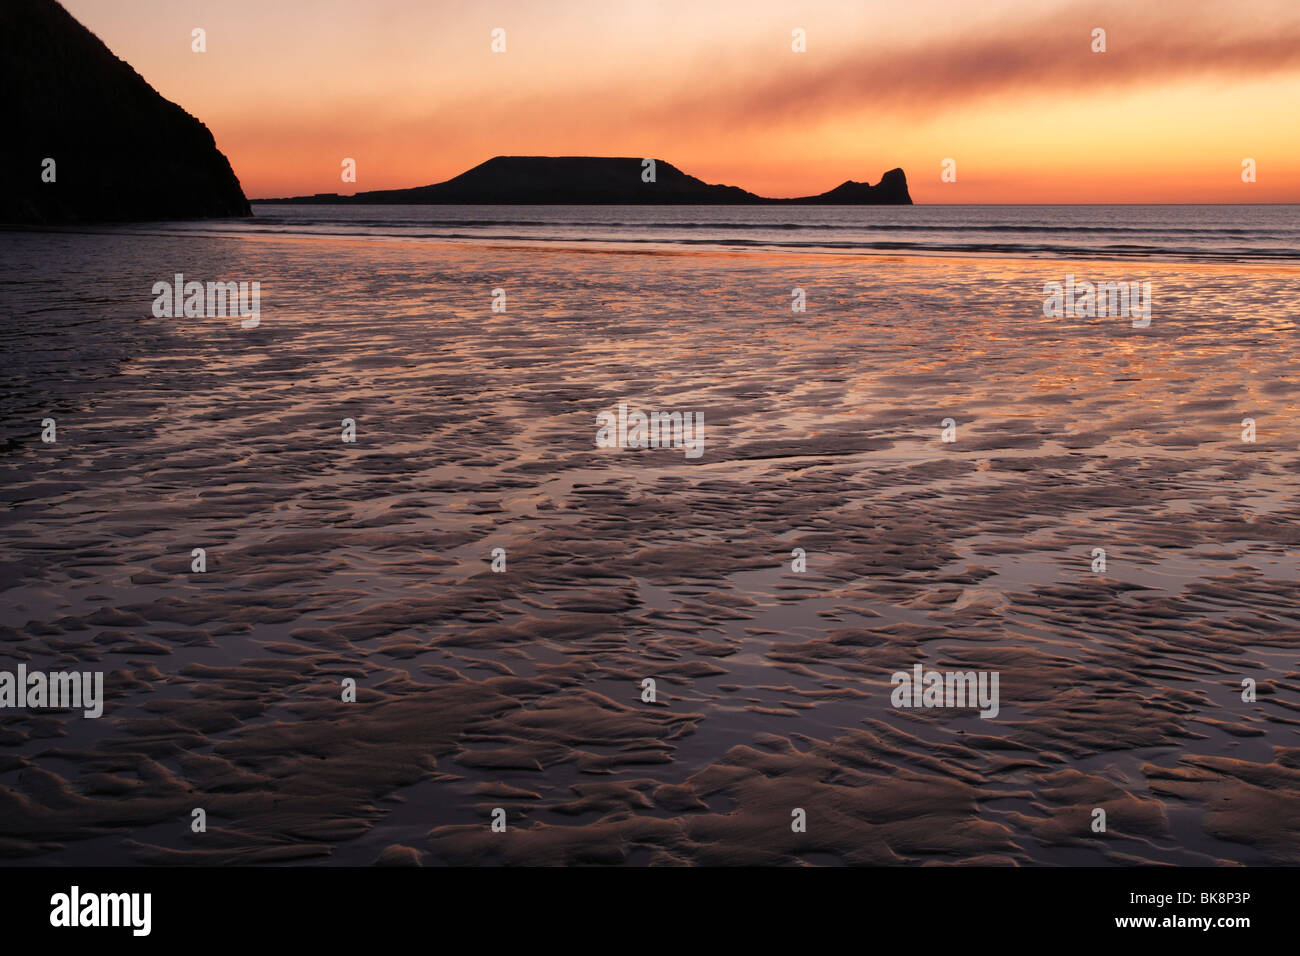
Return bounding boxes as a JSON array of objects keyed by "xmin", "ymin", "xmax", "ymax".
[{"xmin": 81, "ymin": 202, "xmax": 1300, "ymax": 261}]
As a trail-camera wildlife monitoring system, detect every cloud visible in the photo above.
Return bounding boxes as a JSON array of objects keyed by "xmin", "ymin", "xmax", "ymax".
[{"xmin": 631, "ymin": 1, "xmax": 1300, "ymax": 130}]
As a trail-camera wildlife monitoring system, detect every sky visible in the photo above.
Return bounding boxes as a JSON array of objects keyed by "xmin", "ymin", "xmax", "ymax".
[{"xmin": 62, "ymin": 0, "xmax": 1300, "ymax": 202}]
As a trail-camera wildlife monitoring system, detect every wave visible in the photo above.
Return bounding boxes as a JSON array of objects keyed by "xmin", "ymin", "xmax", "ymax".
[
  {"xmin": 136, "ymin": 226, "xmax": 1298, "ymax": 263},
  {"xmin": 246, "ymin": 215, "xmax": 1294, "ymax": 238},
  {"xmin": 55, "ymin": 204, "xmax": 1300, "ymax": 263}
]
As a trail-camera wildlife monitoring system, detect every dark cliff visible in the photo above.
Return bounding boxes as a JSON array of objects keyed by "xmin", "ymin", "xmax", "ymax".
[
  {"xmin": 0, "ymin": 0, "xmax": 251, "ymax": 224},
  {"xmin": 262, "ymin": 156, "xmax": 913, "ymax": 205}
]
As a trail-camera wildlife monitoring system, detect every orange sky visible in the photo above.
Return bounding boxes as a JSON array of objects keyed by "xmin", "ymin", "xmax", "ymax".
[{"xmin": 64, "ymin": 0, "xmax": 1300, "ymax": 202}]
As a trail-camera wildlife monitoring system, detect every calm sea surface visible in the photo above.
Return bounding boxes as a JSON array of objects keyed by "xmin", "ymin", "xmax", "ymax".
[{"xmin": 72, "ymin": 203, "xmax": 1300, "ymax": 262}]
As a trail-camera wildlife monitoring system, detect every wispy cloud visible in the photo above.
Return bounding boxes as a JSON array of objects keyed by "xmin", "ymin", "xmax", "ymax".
[{"xmin": 637, "ymin": 1, "xmax": 1300, "ymax": 129}]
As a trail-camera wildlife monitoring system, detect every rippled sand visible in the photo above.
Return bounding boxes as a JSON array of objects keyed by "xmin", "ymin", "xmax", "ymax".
[{"xmin": 1, "ymin": 232, "xmax": 1298, "ymax": 865}]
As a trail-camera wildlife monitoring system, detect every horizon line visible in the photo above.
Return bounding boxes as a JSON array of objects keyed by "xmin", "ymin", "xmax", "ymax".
[{"xmin": 246, "ymin": 198, "xmax": 1300, "ymax": 206}]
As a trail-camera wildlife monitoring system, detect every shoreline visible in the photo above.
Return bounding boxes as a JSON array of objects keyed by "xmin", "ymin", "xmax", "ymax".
[{"xmin": 5, "ymin": 223, "xmax": 1300, "ymax": 271}]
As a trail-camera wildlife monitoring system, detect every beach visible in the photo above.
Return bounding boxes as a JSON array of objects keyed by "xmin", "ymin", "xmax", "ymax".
[{"xmin": 1, "ymin": 225, "xmax": 1298, "ymax": 865}]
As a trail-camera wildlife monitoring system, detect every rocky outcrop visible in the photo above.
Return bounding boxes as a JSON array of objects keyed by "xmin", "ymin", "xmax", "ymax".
[
  {"xmin": 785, "ymin": 168, "xmax": 911, "ymax": 204},
  {"xmin": 0, "ymin": 0, "xmax": 251, "ymax": 224}
]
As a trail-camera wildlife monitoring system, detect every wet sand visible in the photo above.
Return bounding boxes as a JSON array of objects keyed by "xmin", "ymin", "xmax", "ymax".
[{"xmin": 1, "ymin": 233, "xmax": 1298, "ymax": 865}]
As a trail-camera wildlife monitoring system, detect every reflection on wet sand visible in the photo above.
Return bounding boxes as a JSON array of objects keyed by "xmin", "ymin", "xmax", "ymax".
[{"xmin": 0, "ymin": 234, "xmax": 1298, "ymax": 865}]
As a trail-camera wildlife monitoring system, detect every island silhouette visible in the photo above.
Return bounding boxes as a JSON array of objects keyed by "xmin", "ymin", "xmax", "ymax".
[{"xmin": 261, "ymin": 156, "xmax": 913, "ymax": 205}]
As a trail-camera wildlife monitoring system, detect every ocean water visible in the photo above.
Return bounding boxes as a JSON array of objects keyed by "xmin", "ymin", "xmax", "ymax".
[
  {"xmin": 1, "ymin": 214, "xmax": 1298, "ymax": 866},
  {"xmin": 76, "ymin": 202, "xmax": 1300, "ymax": 261}
]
